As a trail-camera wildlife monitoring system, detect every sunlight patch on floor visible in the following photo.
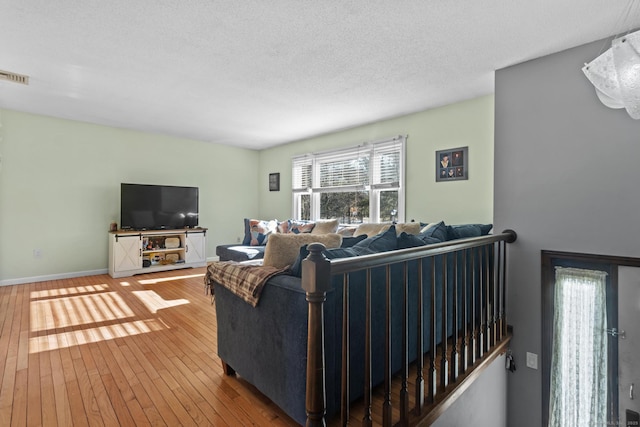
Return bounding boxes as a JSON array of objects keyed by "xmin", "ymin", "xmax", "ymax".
[
  {"xmin": 30, "ymin": 283, "xmax": 110, "ymax": 298},
  {"xmin": 30, "ymin": 292, "xmax": 134, "ymax": 332},
  {"xmin": 132, "ymin": 290, "xmax": 190, "ymax": 313},
  {"xmin": 137, "ymin": 273, "xmax": 204, "ymax": 285},
  {"xmin": 28, "ymin": 319, "xmax": 165, "ymax": 354}
]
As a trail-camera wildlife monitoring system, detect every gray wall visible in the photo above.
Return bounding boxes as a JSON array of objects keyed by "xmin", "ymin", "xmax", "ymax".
[
  {"xmin": 433, "ymin": 355, "xmax": 507, "ymax": 427},
  {"xmin": 495, "ymin": 39, "xmax": 640, "ymax": 426}
]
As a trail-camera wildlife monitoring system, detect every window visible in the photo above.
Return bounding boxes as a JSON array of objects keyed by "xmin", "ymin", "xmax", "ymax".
[{"xmin": 292, "ymin": 136, "xmax": 405, "ymax": 223}]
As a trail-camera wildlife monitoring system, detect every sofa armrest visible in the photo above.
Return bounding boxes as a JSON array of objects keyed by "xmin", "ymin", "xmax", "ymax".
[{"xmin": 214, "ymin": 274, "xmax": 337, "ymax": 425}]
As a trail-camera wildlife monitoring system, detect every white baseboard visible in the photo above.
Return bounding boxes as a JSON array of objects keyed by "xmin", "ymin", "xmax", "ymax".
[
  {"xmin": 0, "ymin": 269, "xmax": 108, "ymax": 287},
  {"xmin": 0, "ymin": 260, "xmax": 218, "ymax": 287}
]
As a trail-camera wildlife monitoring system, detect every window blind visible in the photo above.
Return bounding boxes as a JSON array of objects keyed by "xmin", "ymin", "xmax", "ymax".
[
  {"xmin": 292, "ymin": 156, "xmax": 312, "ymax": 191},
  {"xmin": 291, "ymin": 135, "xmax": 406, "ymax": 221},
  {"xmin": 372, "ymin": 139, "xmax": 402, "ymax": 189}
]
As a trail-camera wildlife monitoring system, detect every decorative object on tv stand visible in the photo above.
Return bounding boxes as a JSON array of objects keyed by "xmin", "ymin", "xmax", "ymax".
[
  {"xmin": 435, "ymin": 146, "xmax": 468, "ymax": 182},
  {"xmin": 269, "ymin": 172, "xmax": 280, "ymax": 191}
]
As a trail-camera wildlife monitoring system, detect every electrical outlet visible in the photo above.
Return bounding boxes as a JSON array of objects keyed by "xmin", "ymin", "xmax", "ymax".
[
  {"xmin": 236, "ymin": 236, "xmax": 241, "ymax": 243},
  {"xmin": 33, "ymin": 248, "xmax": 42, "ymax": 259},
  {"xmin": 526, "ymin": 352, "xmax": 538, "ymax": 370}
]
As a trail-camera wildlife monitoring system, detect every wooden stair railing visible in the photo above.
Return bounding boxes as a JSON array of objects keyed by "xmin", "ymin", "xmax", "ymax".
[{"xmin": 302, "ymin": 230, "xmax": 517, "ymax": 427}]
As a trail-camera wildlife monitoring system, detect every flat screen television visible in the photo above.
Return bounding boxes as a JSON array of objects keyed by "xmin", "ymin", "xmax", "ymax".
[{"xmin": 120, "ymin": 183, "xmax": 199, "ymax": 230}]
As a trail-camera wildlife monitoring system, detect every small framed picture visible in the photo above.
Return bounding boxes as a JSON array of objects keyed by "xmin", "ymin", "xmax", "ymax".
[
  {"xmin": 269, "ymin": 172, "xmax": 280, "ymax": 191},
  {"xmin": 436, "ymin": 147, "xmax": 468, "ymax": 182}
]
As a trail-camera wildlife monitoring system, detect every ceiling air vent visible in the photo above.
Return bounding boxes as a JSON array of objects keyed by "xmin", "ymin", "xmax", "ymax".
[{"xmin": 0, "ymin": 69, "xmax": 29, "ymax": 85}]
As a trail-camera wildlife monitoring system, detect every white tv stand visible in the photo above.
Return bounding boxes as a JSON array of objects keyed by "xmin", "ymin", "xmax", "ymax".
[{"xmin": 108, "ymin": 228, "xmax": 207, "ymax": 278}]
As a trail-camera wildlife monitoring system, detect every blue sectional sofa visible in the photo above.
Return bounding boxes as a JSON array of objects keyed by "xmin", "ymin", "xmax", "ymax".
[{"xmin": 209, "ymin": 221, "xmax": 492, "ymax": 424}]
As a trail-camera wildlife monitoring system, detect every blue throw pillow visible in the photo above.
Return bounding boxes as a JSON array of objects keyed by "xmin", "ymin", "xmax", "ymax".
[
  {"xmin": 479, "ymin": 224, "xmax": 493, "ymax": 235},
  {"xmin": 353, "ymin": 225, "xmax": 398, "ymax": 252},
  {"xmin": 446, "ymin": 224, "xmax": 481, "ymax": 240},
  {"xmin": 419, "ymin": 221, "xmax": 448, "ymax": 242},
  {"xmin": 242, "ymin": 218, "xmax": 251, "ymax": 245},
  {"xmin": 291, "ymin": 243, "xmax": 374, "ymax": 277},
  {"xmin": 290, "ymin": 244, "xmax": 310, "ymax": 277},
  {"xmin": 397, "ymin": 232, "xmax": 426, "ymax": 249},
  {"xmin": 446, "ymin": 223, "xmax": 493, "ymax": 240},
  {"xmin": 421, "ymin": 235, "xmax": 442, "ymax": 245},
  {"xmin": 323, "ymin": 246, "xmax": 373, "ymax": 259},
  {"xmin": 340, "ymin": 234, "xmax": 367, "ymax": 248}
]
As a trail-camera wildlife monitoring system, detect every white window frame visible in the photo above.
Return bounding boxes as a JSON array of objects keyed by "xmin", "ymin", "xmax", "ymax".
[{"xmin": 292, "ymin": 135, "xmax": 406, "ymax": 223}]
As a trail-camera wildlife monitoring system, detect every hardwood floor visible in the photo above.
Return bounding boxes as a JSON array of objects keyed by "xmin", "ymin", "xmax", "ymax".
[
  {"xmin": 0, "ymin": 268, "xmax": 299, "ymax": 427},
  {"xmin": 0, "ymin": 267, "xmax": 510, "ymax": 427}
]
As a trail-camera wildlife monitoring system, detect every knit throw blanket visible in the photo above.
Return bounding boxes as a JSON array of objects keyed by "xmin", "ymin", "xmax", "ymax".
[{"xmin": 205, "ymin": 261, "xmax": 290, "ymax": 307}]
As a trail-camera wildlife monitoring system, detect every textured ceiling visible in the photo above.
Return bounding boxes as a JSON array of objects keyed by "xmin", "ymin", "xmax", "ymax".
[{"xmin": 1, "ymin": 1, "xmax": 640, "ymax": 149}]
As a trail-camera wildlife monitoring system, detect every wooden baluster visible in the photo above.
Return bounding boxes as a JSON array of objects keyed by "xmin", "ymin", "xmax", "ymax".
[
  {"xmin": 498, "ymin": 241, "xmax": 505, "ymax": 341},
  {"xmin": 501, "ymin": 240, "xmax": 508, "ymax": 337},
  {"xmin": 484, "ymin": 245, "xmax": 492, "ymax": 353},
  {"xmin": 302, "ymin": 243, "xmax": 331, "ymax": 427},
  {"xmin": 451, "ymin": 252, "xmax": 459, "ymax": 383},
  {"xmin": 415, "ymin": 259, "xmax": 425, "ymax": 414},
  {"xmin": 429, "ymin": 257, "xmax": 437, "ymax": 403},
  {"xmin": 471, "ymin": 248, "xmax": 477, "ymax": 364},
  {"xmin": 362, "ymin": 269, "xmax": 372, "ymax": 427},
  {"xmin": 400, "ymin": 262, "xmax": 409, "ymax": 425},
  {"xmin": 491, "ymin": 243, "xmax": 500, "ymax": 345},
  {"xmin": 461, "ymin": 249, "xmax": 468, "ymax": 373},
  {"xmin": 440, "ymin": 255, "xmax": 448, "ymax": 389},
  {"xmin": 478, "ymin": 247, "xmax": 484, "ymax": 359},
  {"xmin": 341, "ymin": 274, "xmax": 349, "ymax": 425},
  {"xmin": 383, "ymin": 265, "xmax": 392, "ymax": 426}
]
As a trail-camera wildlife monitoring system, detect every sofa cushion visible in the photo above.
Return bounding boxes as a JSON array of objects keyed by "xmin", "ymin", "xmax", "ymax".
[
  {"xmin": 419, "ymin": 221, "xmax": 448, "ymax": 242},
  {"xmin": 353, "ymin": 225, "xmax": 398, "ymax": 252},
  {"xmin": 216, "ymin": 244, "xmax": 266, "ymax": 262},
  {"xmin": 311, "ymin": 218, "xmax": 339, "ymax": 234},
  {"xmin": 263, "ymin": 232, "xmax": 342, "ymax": 269}
]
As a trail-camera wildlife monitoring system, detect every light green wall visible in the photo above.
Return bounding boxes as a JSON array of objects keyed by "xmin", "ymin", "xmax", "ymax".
[
  {"xmin": 0, "ymin": 109, "xmax": 259, "ymax": 283},
  {"xmin": 0, "ymin": 95, "xmax": 494, "ymax": 283},
  {"xmin": 258, "ymin": 95, "xmax": 494, "ymax": 224}
]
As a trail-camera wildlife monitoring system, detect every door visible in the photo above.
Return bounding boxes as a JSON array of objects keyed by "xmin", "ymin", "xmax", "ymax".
[
  {"xmin": 618, "ymin": 267, "xmax": 640, "ymax": 426},
  {"xmin": 113, "ymin": 234, "xmax": 142, "ymax": 272},
  {"xmin": 542, "ymin": 253, "xmax": 618, "ymax": 426},
  {"xmin": 184, "ymin": 232, "xmax": 206, "ymax": 264}
]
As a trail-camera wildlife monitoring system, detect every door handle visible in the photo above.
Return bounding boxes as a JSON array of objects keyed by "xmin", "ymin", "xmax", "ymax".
[
  {"xmin": 605, "ymin": 328, "xmax": 626, "ymax": 339},
  {"xmin": 632, "ymin": 383, "xmax": 635, "ymax": 400}
]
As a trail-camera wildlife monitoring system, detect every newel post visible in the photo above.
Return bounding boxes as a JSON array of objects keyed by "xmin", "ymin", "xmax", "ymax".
[{"xmin": 302, "ymin": 243, "xmax": 332, "ymax": 427}]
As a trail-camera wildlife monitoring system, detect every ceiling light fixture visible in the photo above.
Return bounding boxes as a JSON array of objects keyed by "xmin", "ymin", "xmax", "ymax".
[{"xmin": 582, "ymin": 1, "xmax": 640, "ymax": 118}]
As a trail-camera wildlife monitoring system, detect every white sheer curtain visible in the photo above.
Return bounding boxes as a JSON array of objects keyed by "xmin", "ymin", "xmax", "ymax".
[{"xmin": 549, "ymin": 267, "xmax": 608, "ymax": 427}]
